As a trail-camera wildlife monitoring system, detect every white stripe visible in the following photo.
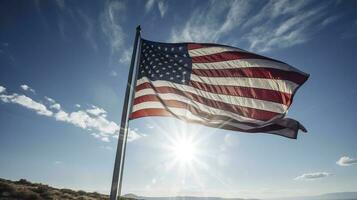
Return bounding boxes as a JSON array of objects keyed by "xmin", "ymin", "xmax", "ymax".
[
  {"xmin": 134, "ymin": 88, "xmax": 267, "ymax": 125},
  {"xmin": 136, "ymin": 77, "xmax": 288, "ymax": 113},
  {"xmin": 190, "ymin": 74, "xmax": 297, "ymax": 94},
  {"xmin": 132, "ymin": 102, "xmax": 261, "ymax": 130},
  {"xmin": 188, "ymin": 46, "xmax": 246, "ymax": 57},
  {"xmin": 192, "ymin": 58, "xmax": 307, "ymax": 75}
]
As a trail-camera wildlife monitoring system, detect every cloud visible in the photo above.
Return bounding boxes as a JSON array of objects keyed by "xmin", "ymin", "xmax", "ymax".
[
  {"xmin": 158, "ymin": 1, "xmax": 168, "ymax": 18},
  {"xmin": 0, "ymin": 93, "xmax": 52, "ymax": 116},
  {"xmin": 119, "ymin": 48, "xmax": 132, "ymax": 64},
  {"xmin": 128, "ymin": 128, "xmax": 147, "ymax": 142},
  {"xmin": 75, "ymin": 104, "xmax": 81, "ymax": 108},
  {"xmin": 294, "ymin": 172, "xmax": 331, "ymax": 181},
  {"xmin": 20, "ymin": 84, "xmax": 36, "ymax": 93},
  {"xmin": 78, "ymin": 9, "xmax": 97, "ymax": 51},
  {"xmin": 145, "ymin": 0, "xmax": 155, "ymax": 13},
  {"xmin": 54, "ymin": 160, "xmax": 62, "ymax": 165},
  {"xmin": 336, "ymin": 156, "xmax": 357, "ymax": 166},
  {"xmin": 0, "ymin": 85, "xmax": 6, "ymax": 93},
  {"xmin": 100, "ymin": 1, "xmax": 126, "ymax": 56},
  {"xmin": 145, "ymin": 0, "xmax": 169, "ymax": 18},
  {"xmin": 110, "ymin": 71, "xmax": 118, "ymax": 77},
  {"xmin": 86, "ymin": 105, "xmax": 107, "ymax": 117},
  {"xmin": 0, "ymin": 84, "xmax": 145, "ymax": 143},
  {"xmin": 170, "ymin": 1, "xmax": 340, "ymax": 52}
]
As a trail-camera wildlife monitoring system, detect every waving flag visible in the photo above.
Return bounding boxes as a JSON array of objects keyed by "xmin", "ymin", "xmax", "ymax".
[{"xmin": 130, "ymin": 39, "xmax": 309, "ymax": 139}]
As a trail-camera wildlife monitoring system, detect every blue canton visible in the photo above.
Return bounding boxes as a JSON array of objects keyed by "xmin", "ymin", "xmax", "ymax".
[{"xmin": 138, "ymin": 39, "xmax": 192, "ymax": 85}]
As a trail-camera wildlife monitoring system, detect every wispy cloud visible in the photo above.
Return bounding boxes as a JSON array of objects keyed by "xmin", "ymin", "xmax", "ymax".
[
  {"xmin": 0, "ymin": 84, "xmax": 145, "ymax": 143},
  {"xmin": 158, "ymin": 1, "xmax": 168, "ymax": 18},
  {"xmin": 145, "ymin": 0, "xmax": 155, "ymax": 13},
  {"xmin": 20, "ymin": 84, "xmax": 36, "ymax": 94},
  {"xmin": 100, "ymin": 1, "xmax": 126, "ymax": 60},
  {"xmin": 170, "ymin": 0, "xmax": 341, "ymax": 52},
  {"xmin": 294, "ymin": 172, "xmax": 331, "ymax": 181},
  {"xmin": 78, "ymin": 9, "xmax": 98, "ymax": 51},
  {"xmin": 145, "ymin": 0, "xmax": 168, "ymax": 18},
  {"xmin": 336, "ymin": 156, "xmax": 357, "ymax": 166}
]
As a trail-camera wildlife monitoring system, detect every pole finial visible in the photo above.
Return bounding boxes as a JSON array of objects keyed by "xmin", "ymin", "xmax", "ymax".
[{"xmin": 136, "ymin": 25, "xmax": 141, "ymax": 32}]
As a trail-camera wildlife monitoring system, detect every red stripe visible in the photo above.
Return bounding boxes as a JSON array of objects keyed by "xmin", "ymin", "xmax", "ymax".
[
  {"xmin": 135, "ymin": 82, "xmax": 281, "ymax": 121},
  {"xmin": 191, "ymin": 51, "xmax": 283, "ymax": 63},
  {"xmin": 192, "ymin": 67, "xmax": 308, "ymax": 85},
  {"xmin": 130, "ymin": 108, "xmax": 173, "ymax": 119},
  {"xmin": 136, "ymin": 81, "xmax": 292, "ymax": 106},
  {"xmin": 189, "ymin": 80, "xmax": 292, "ymax": 106},
  {"xmin": 187, "ymin": 43, "xmax": 213, "ymax": 50},
  {"xmin": 132, "ymin": 95, "xmax": 261, "ymax": 127},
  {"xmin": 130, "ymin": 108, "xmax": 296, "ymax": 139}
]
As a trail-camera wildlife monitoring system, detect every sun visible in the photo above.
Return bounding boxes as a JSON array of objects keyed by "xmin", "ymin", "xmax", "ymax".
[{"xmin": 172, "ymin": 138, "xmax": 197, "ymax": 164}]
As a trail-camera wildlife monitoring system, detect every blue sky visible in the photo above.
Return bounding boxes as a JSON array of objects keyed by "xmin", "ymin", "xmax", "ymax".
[{"xmin": 1, "ymin": 0, "xmax": 357, "ymax": 198}]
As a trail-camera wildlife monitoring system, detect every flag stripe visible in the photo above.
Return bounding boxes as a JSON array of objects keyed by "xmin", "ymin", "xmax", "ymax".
[
  {"xmin": 189, "ymin": 80, "xmax": 292, "ymax": 106},
  {"xmin": 188, "ymin": 46, "xmax": 246, "ymax": 57},
  {"xmin": 191, "ymin": 51, "xmax": 282, "ymax": 64},
  {"xmin": 190, "ymin": 74, "xmax": 298, "ymax": 94},
  {"xmin": 136, "ymin": 78, "xmax": 287, "ymax": 116},
  {"xmin": 134, "ymin": 90, "xmax": 273, "ymax": 123},
  {"xmin": 132, "ymin": 96, "xmax": 261, "ymax": 129},
  {"xmin": 192, "ymin": 59, "xmax": 306, "ymax": 74},
  {"xmin": 130, "ymin": 106, "xmax": 296, "ymax": 138},
  {"xmin": 191, "ymin": 67, "xmax": 307, "ymax": 85}
]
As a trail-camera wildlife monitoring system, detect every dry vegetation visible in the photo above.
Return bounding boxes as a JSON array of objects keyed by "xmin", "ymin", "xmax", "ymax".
[{"xmin": 0, "ymin": 178, "xmax": 133, "ymax": 200}]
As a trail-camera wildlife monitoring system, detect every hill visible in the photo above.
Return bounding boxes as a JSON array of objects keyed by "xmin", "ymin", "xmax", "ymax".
[{"xmin": 0, "ymin": 178, "xmax": 119, "ymax": 200}]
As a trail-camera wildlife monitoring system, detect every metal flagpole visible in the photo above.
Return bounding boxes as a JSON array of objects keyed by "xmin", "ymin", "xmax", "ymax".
[{"xmin": 110, "ymin": 25, "xmax": 142, "ymax": 200}]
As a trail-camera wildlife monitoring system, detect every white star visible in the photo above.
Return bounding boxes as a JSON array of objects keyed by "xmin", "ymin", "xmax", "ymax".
[
  {"xmin": 184, "ymin": 64, "xmax": 188, "ymax": 67},
  {"xmin": 158, "ymin": 63, "xmax": 162, "ymax": 65},
  {"xmin": 170, "ymin": 77, "xmax": 174, "ymax": 80},
  {"xmin": 181, "ymin": 79, "xmax": 185, "ymax": 83},
  {"xmin": 164, "ymin": 47, "xmax": 167, "ymax": 51},
  {"xmin": 171, "ymin": 47, "xmax": 174, "ymax": 51},
  {"xmin": 163, "ymin": 67, "xmax": 166, "ymax": 70},
  {"xmin": 178, "ymin": 67, "xmax": 182, "ymax": 70},
  {"xmin": 174, "ymin": 63, "xmax": 177, "ymax": 66},
  {"xmin": 158, "ymin": 46, "xmax": 161, "ymax": 50},
  {"xmin": 183, "ymin": 54, "xmax": 187, "ymax": 57},
  {"xmin": 183, "ymin": 71, "xmax": 187, "ymax": 74},
  {"xmin": 165, "ymin": 54, "xmax": 169, "ymax": 58},
  {"xmin": 173, "ymin": 70, "xmax": 176, "ymax": 73},
  {"xmin": 166, "ymin": 72, "xmax": 170, "ymax": 75},
  {"xmin": 160, "ymin": 74, "xmax": 163, "ymax": 77},
  {"xmin": 179, "ymin": 47, "xmax": 183, "ymax": 51},
  {"xmin": 156, "ymin": 70, "xmax": 160, "ymax": 73},
  {"xmin": 151, "ymin": 45, "xmax": 154, "ymax": 48},
  {"xmin": 168, "ymin": 66, "xmax": 172, "ymax": 68},
  {"xmin": 153, "ymin": 65, "xmax": 156, "ymax": 69},
  {"xmin": 179, "ymin": 59, "xmax": 182, "ymax": 63},
  {"xmin": 145, "ymin": 66, "xmax": 149, "ymax": 69},
  {"xmin": 174, "ymin": 54, "xmax": 178, "ymax": 58},
  {"xmin": 176, "ymin": 75, "xmax": 180, "ymax": 78}
]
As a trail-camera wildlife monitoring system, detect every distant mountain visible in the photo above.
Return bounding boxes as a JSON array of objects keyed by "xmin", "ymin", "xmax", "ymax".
[
  {"xmin": 123, "ymin": 192, "xmax": 357, "ymax": 200},
  {"xmin": 122, "ymin": 194, "xmax": 259, "ymax": 200},
  {"xmin": 268, "ymin": 192, "xmax": 357, "ymax": 200}
]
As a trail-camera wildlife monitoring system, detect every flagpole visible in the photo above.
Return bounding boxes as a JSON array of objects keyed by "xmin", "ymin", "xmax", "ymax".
[{"xmin": 110, "ymin": 25, "xmax": 141, "ymax": 200}]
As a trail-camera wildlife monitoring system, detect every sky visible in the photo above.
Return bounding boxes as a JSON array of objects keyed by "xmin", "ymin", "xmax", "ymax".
[{"xmin": 1, "ymin": 0, "xmax": 357, "ymax": 199}]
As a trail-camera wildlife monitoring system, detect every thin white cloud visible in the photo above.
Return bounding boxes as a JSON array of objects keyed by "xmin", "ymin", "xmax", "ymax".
[
  {"xmin": 50, "ymin": 103, "xmax": 61, "ymax": 110},
  {"xmin": 170, "ymin": 0, "xmax": 340, "ymax": 52},
  {"xmin": 78, "ymin": 9, "xmax": 98, "ymax": 51},
  {"xmin": 45, "ymin": 96, "xmax": 55, "ymax": 103},
  {"xmin": 54, "ymin": 160, "xmax": 63, "ymax": 165},
  {"xmin": 100, "ymin": 1, "xmax": 126, "ymax": 56},
  {"xmin": 158, "ymin": 1, "xmax": 168, "ymax": 18},
  {"xmin": 119, "ymin": 48, "xmax": 132, "ymax": 64},
  {"xmin": 0, "ymin": 93, "xmax": 52, "ymax": 116},
  {"xmin": 128, "ymin": 128, "xmax": 147, "ymax": 142},
  {"xmin": 321, "ymin": 15, "xmax": 341, "ymax": 27},
  {"xmin": 0, "ymin": 85, "xmax": 6, "ymax": 93},
  {"xmin": 20, "ymin": 84, "xmax": 36, "ymax": 94},
  {"xmin": 75, "ymin": 104, "xmax": 81, "ymax": 108},
  {"xmin": 145, "ymin": 0, "xmax": 155, "ymax": 13},
  {"xmin": 110, "ymin": 71, "xmax": 118, "ymax": 77},
  {"xmin": 336, "ymin": 156, "xmax": 357, "ymax": 166},
  {"xmin": 294, "ymin": 172, "xmax": 331, "ymax": 181}
]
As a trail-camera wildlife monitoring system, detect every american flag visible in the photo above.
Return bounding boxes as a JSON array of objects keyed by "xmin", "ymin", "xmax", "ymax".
[{"xmin": 129, "ymin": 39, "xmax": 309, "ymax": 139}]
